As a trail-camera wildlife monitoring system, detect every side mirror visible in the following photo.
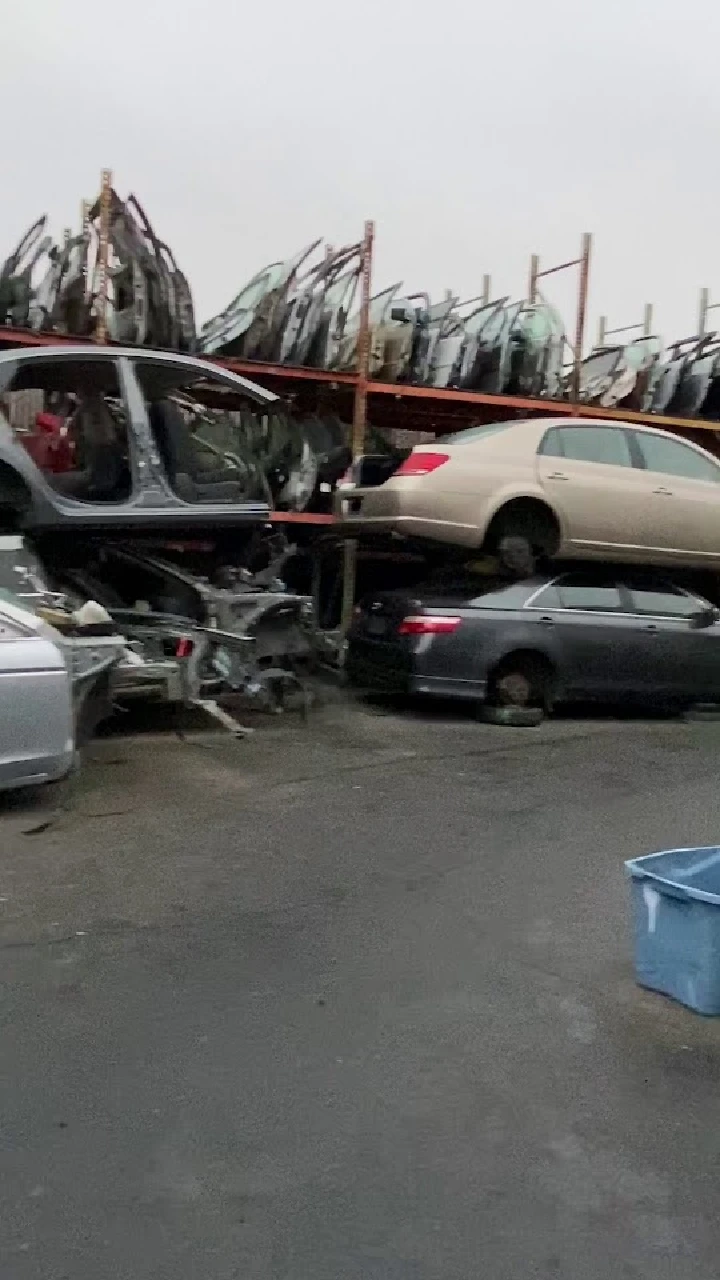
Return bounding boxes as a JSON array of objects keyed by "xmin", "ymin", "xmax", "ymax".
[{"xmin": 689, "ymin": 607, "xmax": 720, "ymax": 630}]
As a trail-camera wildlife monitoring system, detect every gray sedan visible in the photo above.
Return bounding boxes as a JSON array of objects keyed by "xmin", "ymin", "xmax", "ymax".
[{"xmin": 346, "ymin": 569, "xmax": 720, "ymax": 716}]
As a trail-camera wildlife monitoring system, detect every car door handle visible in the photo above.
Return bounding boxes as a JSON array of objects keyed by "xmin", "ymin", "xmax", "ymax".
[
  {"xmin": 653, "ymin": 486, "xmax": 673, "ymax": 495},
  {"xmin": 547, "ymin": 471, "xmax": 568, "ymax": 480},
  {"xmin": 645, "ymin": 623, "xmax": 659, "ymax": 633},
  {"xmin": 538, "ymin": 615, "xmax": 554, "ymax": 625}
]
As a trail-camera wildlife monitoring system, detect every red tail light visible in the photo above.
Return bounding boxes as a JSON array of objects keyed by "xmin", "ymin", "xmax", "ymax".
[
  {"xmin": 395, "ymin": 451, "xmax": 450, "ymax": 477},
  {"xmin": 176, "ymin": 637, "xmax": 194, "ymax": 658},
  {"xmin": 397, "ymin": 614, "xmax": 462, "ymax": 636}
]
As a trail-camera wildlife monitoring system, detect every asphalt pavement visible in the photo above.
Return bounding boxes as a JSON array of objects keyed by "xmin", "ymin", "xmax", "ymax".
[{"xmin": 3, "ymin": 696, "xmax": 720, "ymax": 1279}]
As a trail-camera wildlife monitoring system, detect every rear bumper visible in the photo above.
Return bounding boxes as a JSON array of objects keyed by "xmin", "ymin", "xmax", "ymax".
[
  {"xmin": 346, "ymin": 646, "xmax": 412, "ymax": 695},
  {"xmin": 335, "ymin": 488, "xmax": 479, "ymax": 548},
  {"xmin": 346, "ymin": 645, "xmax": 486, "ymax": 700}
]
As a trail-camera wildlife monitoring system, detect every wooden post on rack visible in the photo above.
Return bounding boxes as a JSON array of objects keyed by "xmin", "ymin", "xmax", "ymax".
[
  {"xmin": 340, "ymin": 219, "xmax": 374, "ymax": 635},
  {"xmin": 481, "ymin": 273, "xmax": 491, "ymax": 305},
  {"xmin": 95, "ymin": 169, "xmax": 112, "ymax": 344}
]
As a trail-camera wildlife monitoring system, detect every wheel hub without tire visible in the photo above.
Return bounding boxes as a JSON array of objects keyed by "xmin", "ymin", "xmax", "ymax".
[{"xmin": 496, "ymin": 671, "xmax": 532, "ymax": 706}]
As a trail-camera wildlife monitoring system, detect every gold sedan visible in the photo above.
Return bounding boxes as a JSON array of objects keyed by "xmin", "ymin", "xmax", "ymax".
[{"xmin": 336, "ymin": 417, "xmax": 720, "ymax": 573}]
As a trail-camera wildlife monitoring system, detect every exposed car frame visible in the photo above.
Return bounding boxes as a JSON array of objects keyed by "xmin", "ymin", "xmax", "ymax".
[{"xmin": 0, "ymin": 345, "xmax": 278, "ymax": 535}]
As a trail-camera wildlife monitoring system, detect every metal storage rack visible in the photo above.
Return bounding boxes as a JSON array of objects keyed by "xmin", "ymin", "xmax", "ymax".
[{"xmin": 3, "ymin": 175, "xmax": 720, "ymax": 620}]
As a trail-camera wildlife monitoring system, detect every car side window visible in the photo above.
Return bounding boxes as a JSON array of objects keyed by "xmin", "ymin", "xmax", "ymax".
[
  {"xmin": 525, "ymin": 583, "xmax": 562, "ymax": 609},
  {"xmin": 556, "ymin": 577, "xmax": 623, "ymax": 612},
  {"xmin": 132, "ymin": 360, "xmax": 265, "ymax": 505},
  {"xmin": 555, "ymin": 426, "xmax": 633, "ymax": 467},
  {"xmin": 625, "ymin": 584, "xmax": 701, "ymax": 618},
  {"xmin": 538, "ymin": 428, "xmax": 564, "ymax": 458},
  {"xmin": 634, "ymin": 432, "xmax": 720, "ymax": 483}
]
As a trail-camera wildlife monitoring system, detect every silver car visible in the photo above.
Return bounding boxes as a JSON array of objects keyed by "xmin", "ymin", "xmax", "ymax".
[{"xmin": 0, "ymin": 593, "xmax": 74, "ymax": 792}]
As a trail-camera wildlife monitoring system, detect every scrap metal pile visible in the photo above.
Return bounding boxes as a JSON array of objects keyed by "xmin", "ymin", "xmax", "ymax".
[
  {"xmin": 0, "ymin": 531, "xmax": 318, "ymax": 739},
  {"xmin": 0, "ymin": 519, "xmax": 323, "ymax": 792}
]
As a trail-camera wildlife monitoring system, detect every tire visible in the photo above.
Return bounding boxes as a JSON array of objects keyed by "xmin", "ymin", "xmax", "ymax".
[
  {"xmin": 479, "ymin": 704, "xmax": 544, "ymax": 727},
  {"xmin": 485, "ymin": 652, "xmax": 553, "ymax": 724}
]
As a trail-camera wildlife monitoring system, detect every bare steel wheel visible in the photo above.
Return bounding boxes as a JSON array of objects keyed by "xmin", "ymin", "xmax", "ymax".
[
  {"xmin": 497, "ymin": 534, "xmax": 537, "ymax": 577},
  {"xmin": 494, "ymin": 668, "xmax": 534, "ymax": 707},
  {"xmin": 480, "ymin": 653, "xmax": 553, "ymax": 727}
]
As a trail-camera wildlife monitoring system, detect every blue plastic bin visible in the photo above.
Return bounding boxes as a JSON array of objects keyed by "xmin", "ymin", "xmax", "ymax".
[{"xmin": 626, "ymin": 846, "xmax": 720, "ymax": 1014}]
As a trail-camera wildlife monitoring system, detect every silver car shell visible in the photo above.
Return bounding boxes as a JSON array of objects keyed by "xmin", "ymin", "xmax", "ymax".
[{"xmin": 0, "ymin": 593, "xmax": 75, "ymax": 791}]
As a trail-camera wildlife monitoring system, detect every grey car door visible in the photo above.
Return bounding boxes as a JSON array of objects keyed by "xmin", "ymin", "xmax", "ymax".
[
  {"xmin": 620, "ymin": 579, "xmax": 720, "ymax": 700},
  {"xmin": 523, "ymin": 575, "xmax": 633, "ymax": 699}
]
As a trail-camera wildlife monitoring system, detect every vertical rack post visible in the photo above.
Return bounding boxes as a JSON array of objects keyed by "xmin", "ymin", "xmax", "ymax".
[
  {"xmin": 695, "ymin": 288, "xmax": 720, "ymax": 338},
  {"xmin": 572, "ymin": 232, "xmax": 592, "ymax": 402},
  {"xmin": 529, "ymin": 234, "xmax": 592, "ymax": 401},
  {"xmin": 80, "ymin": 199, "xmax": 91, "ymax": 298},
  {"xmin": 340, "ymin": 219, "xmax": 375, "ymax": 634},
  {"xmin": 95, "ymin": 168, "xmax": 112, "ymax": 344},
  {"xmin": 481, "ymin": 273, "xmax": 491, "ymax": 305},
  {"xmin": 596, "ymin": 301, "xmax": 654, "ymax": 349},
  {"xmin": 528, "ymin": 254, "xmax": 540, "ymax": 304},
  {"xmin": 699, "ymin": 288, "xmax": 710, "ymax": 338}
]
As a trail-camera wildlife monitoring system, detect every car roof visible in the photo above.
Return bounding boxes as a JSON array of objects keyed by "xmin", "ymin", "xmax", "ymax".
[
  {"xmin": 413, "ymin": 565, "xmax": 701, "ymax": 599},
  {"xmin": 461, "ymin": 415, "xmax": 700, "ymax": 436},
  {"xmin": 440, "ymin": 416, "xmax": 720, "ymax": 457},
  {"xmin": 0, "ymin": 344, "xmax": 279, "ymax": 406}
]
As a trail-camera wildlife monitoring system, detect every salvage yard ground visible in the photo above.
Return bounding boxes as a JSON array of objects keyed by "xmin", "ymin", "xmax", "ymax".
[{"xmin": 3, "ymin": 694, "xmax": 720, "ymax": 1278}]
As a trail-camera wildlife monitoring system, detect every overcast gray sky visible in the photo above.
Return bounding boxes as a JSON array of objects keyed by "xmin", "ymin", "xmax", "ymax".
[{"xmin": 2, "ymin": 0, "xmax": 718, "ymax": 346}]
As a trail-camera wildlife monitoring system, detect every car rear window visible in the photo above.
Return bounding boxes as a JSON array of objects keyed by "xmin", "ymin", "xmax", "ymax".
[
  {"xmin": 415, "ymin": 574, "xmax": 535, "ymax": 609},
  {"xmin": 441, "ymin": 422, "xmax": 512, "ymax": 446}
]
